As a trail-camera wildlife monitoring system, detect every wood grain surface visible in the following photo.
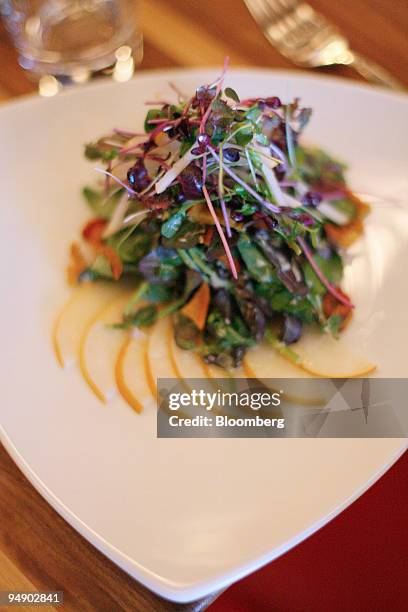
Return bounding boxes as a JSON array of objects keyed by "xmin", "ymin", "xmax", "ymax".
[{"xmin": 0, "ymin": 1, "xmax": 407, "ymax": 610}]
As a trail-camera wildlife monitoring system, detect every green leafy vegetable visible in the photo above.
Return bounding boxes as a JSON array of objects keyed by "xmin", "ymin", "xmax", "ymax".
[
  {"xmin": 115, "ymin": 304, "xmax": 158, "ymax": 329},
  {"xmin": 88, "ymin": 254, "xmax": 114, "ymax": 279},
  {"xmin": 82, "ymin": 187, "xmax": 123, "ymax": 219},
  {"xmin": 326, "ymin": 314, "xmax": 343, "ymax": 337},
  {"xmin": 75, "ymin": 72, "xmax": 362, "ymax": 370},
  {"xmin": 107, "ymin": 228, "xmax": 151, "ymax": 263},
  {"xmin": 224, "ymin": 87, "xmax": 240, "ymax": 103},
  {"xmin": 174, "ymin": 314, "xmax": 201, "ymax": 350},
  {"xmin": 302, "ymin": 251, "xmax": 343, "ymax": 295},
  {"xmin": 237, "ymin": 235, "xmax": 274, "ymax": 283}
]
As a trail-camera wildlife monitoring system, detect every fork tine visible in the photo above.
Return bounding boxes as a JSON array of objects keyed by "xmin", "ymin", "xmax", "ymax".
[
  {"xmin": 274, "ymin": 0, "xmax": 298, "ymax": 12},
  {"xmin": 245, "ymin": 0, "xmax": 403, "ymax": 87},
  {"xmin": 247, "ymin": 0, "xmax": 343, "ymax": 60},
  {"xmin": 246, "ymin": 0, "xmax": 291, "ymax": 44},
  {"xmin": 263, "ymin": 0, "xmax": 298, "ymax": 20},
  {"xmin": 245, "ymin": 0, "xmax": 285, "ymax": 26},
  {"xmin": 245, "ymin": 0, "xmax": 275, "ymax": 21}
]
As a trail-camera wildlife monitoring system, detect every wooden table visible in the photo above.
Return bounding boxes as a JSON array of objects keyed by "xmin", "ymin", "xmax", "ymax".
[{"xmin": 0, "ymin": 1, "xmax": 407, "ymax": 610}]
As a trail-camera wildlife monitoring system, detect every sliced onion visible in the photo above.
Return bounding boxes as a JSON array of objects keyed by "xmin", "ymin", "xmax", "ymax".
[
  {"xmin": 252, "ymin": 143, "xmax": 288, "ymax": 207},
  {"xmin": 102, "ymin": 192, "xmax": 130, "ymax": 237},
  {"xmin": 284, "ymin": 192, "xmax": 303, "ymax": 208},
  {"xmin": 261, "ymin": 162, "xmax": 286, "ymax": 207},
  {"xmin": 155, "ymin": 146, "xmax": 197, "ymax": 194}
]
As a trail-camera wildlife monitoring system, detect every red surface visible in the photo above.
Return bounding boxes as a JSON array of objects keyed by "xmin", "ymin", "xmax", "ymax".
[{"xmin": 211, "ymin": 449, "xmax": 408, "ymax": 612}]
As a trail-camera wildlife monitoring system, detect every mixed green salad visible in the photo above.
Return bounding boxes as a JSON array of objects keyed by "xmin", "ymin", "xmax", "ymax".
[{"xmin": 69, "ymin": 66, "xmax": 369, "ymax": 369}]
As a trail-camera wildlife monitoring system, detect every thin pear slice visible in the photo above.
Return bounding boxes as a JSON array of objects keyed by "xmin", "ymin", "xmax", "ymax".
[
  {"xmin": 203, "ymin": 362, "xmax": 247, "ymax": 379},
  {"xmin": 146, "ymin": 316, "xmax": 179, "ymax": 395},
  {"xmin": 243, "ymin": 342, "xmax": 329, "ymax": 406},
  {"xmin": 292, "ymin": 329, "xmax": 376, "ymax": 378},
  {"xmin": 201, "ymin": 362, "xmax": 250, "ymax": 403},
  {"xmin": 52, "ymin": 283, "xmax": 122, "ymax": 368},
  {"xmin": 115, "ymin": 330, "xmax": 154, "ymax": 413},
  {"xmin": 168, "ymin": 330, "xmax": 223, "ymax": 407},
  {"xmin": 167, "ymin": 324, "xmax": 244, "ymax": 384},
  {"xmin": 78, "ymin": 294, "xmax": 130, "ymax": 403},
  {"xmin": 167, "ymin": 323, "xmax": 234, "ymax": 418}
]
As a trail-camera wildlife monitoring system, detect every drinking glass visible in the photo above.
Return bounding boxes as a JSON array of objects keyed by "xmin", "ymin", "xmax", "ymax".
[{"xmin": 0, "ymin": 0, "xmax": 143, "ymax": 80}]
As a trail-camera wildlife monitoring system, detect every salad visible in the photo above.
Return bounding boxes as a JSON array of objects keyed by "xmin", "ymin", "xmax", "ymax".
[{"xmin": 68, "ymin": 64, "xmax": 369, "ymax": 370}]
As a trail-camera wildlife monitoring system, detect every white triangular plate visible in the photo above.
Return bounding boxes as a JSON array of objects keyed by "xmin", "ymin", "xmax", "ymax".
[{"xmin": 0, "ymin": 69, "xmax": 407, "ymax": 602}]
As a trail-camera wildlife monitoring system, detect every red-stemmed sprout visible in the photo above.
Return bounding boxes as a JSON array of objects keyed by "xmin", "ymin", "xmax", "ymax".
[
  {"xmin": 201, "ymin": 151, "xmax": 237, "ymax": 279},
  {"xmin": 297, "ymin": 236, "xmax": 354, "ymax": 308}
]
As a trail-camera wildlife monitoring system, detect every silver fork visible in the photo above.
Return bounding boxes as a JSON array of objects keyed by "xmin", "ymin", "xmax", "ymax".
[{"xmin": 243, "ymin": 0, "xmax": 404, "ymax": 90}]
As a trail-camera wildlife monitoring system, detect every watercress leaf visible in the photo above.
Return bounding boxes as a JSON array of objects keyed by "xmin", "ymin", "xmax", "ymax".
[
  {"xmin": 162, "ymin": 220, "xmax": 204, "ymax": 249},
  {"xmin": 139, "ymin": 247, "xmax": 182, "ymax": 285},
  {"xmin": 186, "ymin": 247, "xmax": 230, "ymax": 289},
  {"xmin": 144, "ymin": 108, "xmax": 166, "ymax": 133},
  {"xmin": 270, "ymin": 288, "xmax": 291, "ymax": 310},
  {"xmin": 84, "ymin": 144, "xmax": 103, "ymax": 160},
  {"xmin": 255, "ymin": 133, "xmax": 270, "ymax": 146},
  {"xmin": 180, "ymin": 137, "xmax": 196, "ymax": 157},
  {"xmin": 87, "ymin": 254, "xmax": 114, "ymax": 280},
  {"xmin": 118, "ymin": 304, "xmax": 158, "ymax": 329},
  {"xmin": 235, "ymin": 130, "xmax": 253, "ymax": 147},
  {"xmin": 255, "ymin": 229, "xmax": 308, "ymax": 295},
  {"xmin": 302, "ymin": 251, "xmax": 343, "ymax": 295},
  {"xmin": 326, "ymin": 313, "xmax": 343, "ymax": 338},
  {"xmin": 207, "ymin": 312, "xmax": 253, "ymax": 347},
  {"xmin": 82, "ymin": 186, "xmax": 123, "ymax": 219},
  {"xmin": 245, "ymin": 106, "xmax": 262, "ymax": 123},
  {"xmin": 224, "ymin": 87, "xmax": 240, "ymax": 103},
  {"xmin": 237, "ymin": 235, "xmax": 274, "ymax": 283},
  {"xmin": 107, "ymin": 229, "xmax": 151, "ymax": 263},
  {"xmin": 237, "ymin": 202, "xmax": 257, "ymax": 216},
  {"xmin": 101, "ymin": 149, "xmax": 119, "ymax": 161},
  {"xmin": 208, "ymin": 99, "xmax": 235, "ymax": 128},
  {"xmin": 145, "ymin": 284, "xmax": 174, "ymax": 303},
  {"xmin": 161, "ymin": 210, "xmax": 186, "ymax": 238},
  {"xmin": 269, "ymin": 288, "xmax": 316, "ymax": 323}
]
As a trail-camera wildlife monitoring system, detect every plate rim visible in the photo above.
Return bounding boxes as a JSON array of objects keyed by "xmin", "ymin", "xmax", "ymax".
[
  {"xmin": 2, "ymin": 429, "xmax": 406, "ymax": 602},
  {"xmin": 0, "ymin": 66, "xmax": 407, "ymax": 119}
]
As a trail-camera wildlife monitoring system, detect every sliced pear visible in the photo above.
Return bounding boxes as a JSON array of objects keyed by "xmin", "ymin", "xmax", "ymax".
[
  {"xmin": 292, "ymin": 329, "xmax": 376, "ymax": 378},
  {"xmin": 168, "ymin": 329, "xmax": 223, "ymax": 405},
  {"xmin": 167, "ymin": 324, "xmax": 236, "ymax": 418},
  {"xmin": 52, "ymin": 283, "xmax": 122, "ymax": 368},
  {"xmin": 146, "ymin": 316, "xmax": 179, "ymax": 395},
  {"xmin": 167, "ymin": 323, "xmax": 245, "ymax": 383},
  {"xmin": 206, "ymin": 363, "xmax": 249, "ymax": 416},
  {"xmin": 200, "ymin": 362, "xmax": 250, "ymax": 404},
  {"xmin": 115, "ymin": 330, "xmax": 154, "ymax": 413},
  {"xmin": 78, "ymin": 294, "xmax": 131, "ymax": 403},
  {"xmin": 243, "ymin": 342, "xmax": 330, "ymax": 406},
  {"xmin": 203, "ymin": 362, "xmax": 247, "ymax": 379}
]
